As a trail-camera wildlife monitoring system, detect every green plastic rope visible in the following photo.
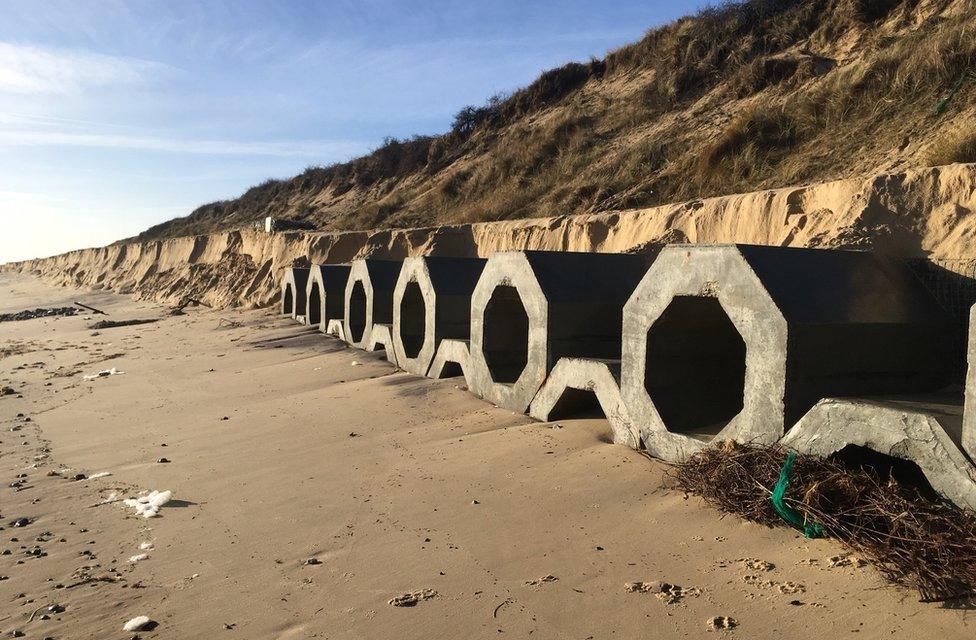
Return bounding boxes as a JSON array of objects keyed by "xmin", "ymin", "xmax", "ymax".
[
  {"xmin": 771, "ymin": 452, "xmax": 823, "ymax": 539},
  {"xmin": 933, "ymin": 72, "xmax": 969, "ymax": 116}
]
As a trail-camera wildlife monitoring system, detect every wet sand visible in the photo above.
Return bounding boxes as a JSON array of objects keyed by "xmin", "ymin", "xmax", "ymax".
[{"xmin": 0, "ymin": 271, "xmax": 973, "ymax": 639}]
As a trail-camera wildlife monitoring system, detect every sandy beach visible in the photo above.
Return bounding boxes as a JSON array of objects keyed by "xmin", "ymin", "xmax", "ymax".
[{"xmin": 1, "ymin": 270, "xmax": 973, "ymax": 639}]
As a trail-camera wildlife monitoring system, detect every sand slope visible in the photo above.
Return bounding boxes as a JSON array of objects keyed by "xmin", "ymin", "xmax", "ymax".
[
  {"xmin": 1, "ymin": 272, "xmax": 973, "ymax": 639},
  {"xmin": 6, "ymin": 163, "xmax": 976, "ymax": 310}
]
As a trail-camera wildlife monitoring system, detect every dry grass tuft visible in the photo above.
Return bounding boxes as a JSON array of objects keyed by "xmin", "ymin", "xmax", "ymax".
[
  {"xmin": 693, "ymin": 105, "xmax": 807, "ymax": 189},
  {"xmin": 927, "ymin": 128, "xmax": 976, "ymax": 166}
]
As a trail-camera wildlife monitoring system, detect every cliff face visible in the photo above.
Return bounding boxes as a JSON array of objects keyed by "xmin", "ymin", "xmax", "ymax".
[
  {"xmin": 10, "ymin": 164, "xmax": 976, "ymax": 309},
  {"xmin": 135, "ymin": 0, "xmax": 976, "ymax": 242}
]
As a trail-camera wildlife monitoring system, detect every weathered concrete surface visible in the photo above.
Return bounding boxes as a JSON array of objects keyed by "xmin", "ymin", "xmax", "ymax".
[
  {"xmin": 468, "ymin": 251, "xmax": 656, "ymax": 412},
  {"xmin": 365, "ymin": 323, "xmax": 398, "ymax": 366},
  {"xmin": 343, "ymin": 259, "xmax": 403, "ymax": 349},
  {"xmin": 392, "ymin": 256, "xmax": 486, "ymax": 376},
  {"xmin": 280, "ymin": 267, "xmax": 310, "ymax": 322},
  {"xmin": 783, "ymin": 397, "xmax": 976, "ymax": 510},
  {"xmin": 428, "ymin": 339, "xmax": 471, "ymax": 381},
  {"xmin": 964, "ymin": 305, "xmax": 976, "ymax": 461},
  {"xmin": 528, "ymin": 358, "xmax": 638, "ymax": 448},
  {"xmin": 306, "ymin": 264, "xmax": 351, "ymax": 333},
  {"xmin": 622, "ymin": 244, "xmax": 955, "ymax": 462},
  {"xmin": 326, "ymin": 319, "xmax": 346, "ymax": 341}
]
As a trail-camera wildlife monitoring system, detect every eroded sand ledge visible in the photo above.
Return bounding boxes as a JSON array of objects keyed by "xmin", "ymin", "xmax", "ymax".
[{"xmin": 7, "ymin": 163, "xmax": 976, "ymax": 309}]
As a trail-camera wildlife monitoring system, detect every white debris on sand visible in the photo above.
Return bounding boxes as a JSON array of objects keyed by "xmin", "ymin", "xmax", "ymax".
[
  {"xmin": 122, "ymin": 489, "xmax": 173, "ymax": 518},
  {"xmin": 87, "ymin": 471, "xmax": 112, "ymax": 479},
  {"xmin": 123, "ymin": 615, "xmax": 152, "ymax": 632},
  {"xmin": 83, "ymin": 367, "xmax": 125, "ymax": 381},
  {"xmin": 139, "ymin": 541, "xmax": 154, "ymax": 550},
  {"xmin": 128, "ymin": 553, "xmax": 149, "ymax": 563}
]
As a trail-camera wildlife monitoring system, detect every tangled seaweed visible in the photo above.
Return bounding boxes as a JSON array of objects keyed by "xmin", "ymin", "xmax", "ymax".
[{"xmin": 671, "ymin": 441, "xmax": 976, "ymax": 603}]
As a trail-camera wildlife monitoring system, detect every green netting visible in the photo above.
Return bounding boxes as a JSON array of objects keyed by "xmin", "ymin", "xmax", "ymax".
[
  {"xmin": 933, "ymin": 72, "xmax": 970, "ymax": 116},
  {"xmin": 771, "ymin": 451, "xmax": 823, "ymax": 539}
]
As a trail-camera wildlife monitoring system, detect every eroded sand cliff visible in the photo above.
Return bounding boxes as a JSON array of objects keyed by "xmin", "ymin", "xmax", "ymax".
[{"xmin": 8, "ymin": 163, "xmax": 976, "ymax": 309}]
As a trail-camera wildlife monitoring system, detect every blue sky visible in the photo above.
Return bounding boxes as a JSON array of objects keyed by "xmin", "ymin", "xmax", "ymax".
[{"xmin": 0, "ymin": 0, "xmax": 706, "ymax": 263}]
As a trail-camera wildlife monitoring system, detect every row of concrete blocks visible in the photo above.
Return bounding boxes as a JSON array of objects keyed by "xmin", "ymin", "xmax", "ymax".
[{"xmin": 279, "ymin": 245, "xmax": 976, "ymax": 509}]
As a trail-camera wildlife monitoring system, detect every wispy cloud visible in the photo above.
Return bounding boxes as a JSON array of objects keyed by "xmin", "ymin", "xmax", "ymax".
[
  {"xmin": 0, "ymin": 188, "xmax": 75, "ymax": 204},
  {"xmin": 0, "ymin": 128, "xmax": 370, "ymax": 158},
  {"xmin": 0, "ymin": 42, "xmax": 175, "ymax": 94}
]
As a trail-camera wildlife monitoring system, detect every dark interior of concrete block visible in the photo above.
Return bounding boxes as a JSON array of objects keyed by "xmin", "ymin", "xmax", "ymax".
[
  {"xmin": 399, "ymin": 281, "xmax": 426, "ymax": 359},
  {"xmin": 549, "ymin": 388, "xmax": 606, "ymax": 420},
  {"xmin": 438, "ymin": 361, "xmax": 464, "ymax": 378},
  {"xmin": 348, "ymin": 281, "xmax": 367, "ymax": 342},
  {"xmin": 644, "ymin": 296, "xmax": 746, "ymax": 439},
  {"xmin": 282, "ymin": 284, "xmax": 293, "ymax": 314},
  {"xmin": 829, "ymin": 444, "xmax": 937, "ymax": 499},
  {"xmin": 307, "ymin": 283, "xmax": 322, "ymax": 326},
  {"xmin": 483, "ymin": 285, "xmax": 529, "ymax": 384}
]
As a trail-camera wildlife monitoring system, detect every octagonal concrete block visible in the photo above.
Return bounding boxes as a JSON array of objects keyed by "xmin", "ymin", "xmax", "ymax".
[
  {"xmin": 469, "ymin": 251, "xmax": 656, "ymax": 413},
  {"xmin": 306, "ymin": 264, "xmax": 351, "ymax": 333},
  {"xmin": 343, "ymin": 259, "xmax": 403, "ymax": 349},
  {"xmin": 622, "ymin": 245, "xmax": 787, "ymax": 461},
  {"xmin": 280, "ymin": 267, "xmax": 310, "ymax": 323},
  {"xmin": 623, "ymin": 244, "xmax": 955, "ymax": 463},
  {"xmin": 392, "ymin": 256, "xmax": 486, "ymax": 376}
]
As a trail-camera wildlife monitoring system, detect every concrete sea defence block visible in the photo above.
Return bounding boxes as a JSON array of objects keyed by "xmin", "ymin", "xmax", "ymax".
[
  {"xmin": 468, "ymin": 250, "xmax": 657, "ymax": 412},
  {"xmin": 963, "ymin": 304, "xmax": 976, "ymax": 461},
  {"xmin": 306, "ymin": 264, "xmax": 351, "ymax": 333},
  {"xmin": 428, "ymin": 339, "xmax": 471, "ymax": 381},
  {"xmin": 365, "ymin": 323, "xmax": 398, "ymax": 366},
  {"xmin": 343, "ymin": 259, "xmax": 403, "ymax": 349},
  {"xmin": 528, "ymin": 357, "xmax": 639, "ymax": 448},
  {"xmin": 280, "ymin": 267, "xmax": 310, "ymax": 322},
  {"xmin": 782, "ymin": 397, "xmax": 976, "ymax": 510},
  {"xmin": 326, "ymin": 319, "xmax": 346, "ymax": 342},
  {"xmin": 393, "ymin": 256, "xmax": 486, "ymax": 376},
  {"xmin": 622, "ymin": 244, "xmax": 955, "ymax": 462}
]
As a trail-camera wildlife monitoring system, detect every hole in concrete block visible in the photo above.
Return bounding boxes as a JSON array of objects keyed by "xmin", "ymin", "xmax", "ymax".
[
  {"xmin": 307, "ymin": 284, "xmax": 322, "ymax": 326},
  {"xmin": 483, "ymin": 285, "xmax": 529, "ymax": 384},
  {"xmin": 828, "ymin": 445, "xmax": 938, "ymax": 500},
  {"xmin": 282, "ymin": 284, "xmax": 294, "ymax": 314},
  {"xmin": 348, "ymin": 281, "xmax": 367, "ymax": 343},
  {"xmin": 549, "ymin": 388, "xmax": 606, "ymax": 420},
  {"xmin": 438, "ymin": 361, "xmax": 463, "ymax": 378},
  {"xmin": 399, "ymin": 281, "xmax": 426, "ymax": 359},
  {"xmin": 645, "ymin": 296, "xmax": 746, "ymax": 439}
]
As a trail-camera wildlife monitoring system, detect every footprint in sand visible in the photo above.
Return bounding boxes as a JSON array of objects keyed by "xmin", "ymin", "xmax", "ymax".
[{"xmin": 388, "ymin": 589, "xmax": 437, "ymax": 607}]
